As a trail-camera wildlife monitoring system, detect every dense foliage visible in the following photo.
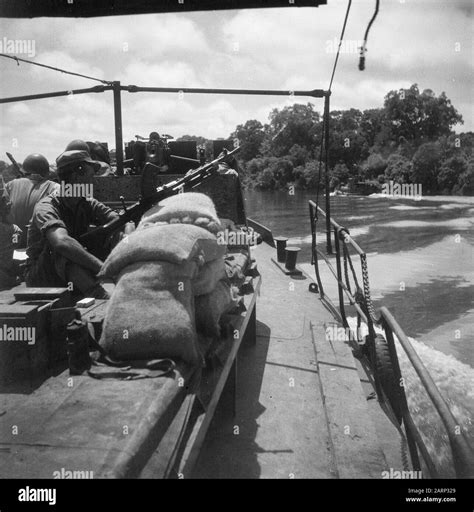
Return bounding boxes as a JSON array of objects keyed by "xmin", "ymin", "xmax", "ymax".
[{"xmin": 183, "ymin": 84, "xmax": 473, "ymax": 195}]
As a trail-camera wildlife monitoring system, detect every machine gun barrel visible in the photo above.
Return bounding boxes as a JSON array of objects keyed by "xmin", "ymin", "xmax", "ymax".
[{"xmin": 170, "ymin": 154, "xmax": 201, "ymax": 165}]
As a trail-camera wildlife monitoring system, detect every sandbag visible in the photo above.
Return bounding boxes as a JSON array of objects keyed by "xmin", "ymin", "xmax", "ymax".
[
  {"xmin": 140, "ymin": 192, "xmax": 222, "ymax": 234},
  {"xmin": 195, "ymin": 280, "xmax": 240, "ymax": 339},
  {"xmin": 193, "ymin": 257, "xmax": 227, "ymax": 296},
  {"xmin": 100, "ymin": 260, "xmax": 200, "ymax": 365},
  {"xmin": 224, "ymin": 251, "xmax": 250, "ymax": 285},
  {"xmin": 99, "ymin": 223, "xmax": 226, "ymax": 280}
]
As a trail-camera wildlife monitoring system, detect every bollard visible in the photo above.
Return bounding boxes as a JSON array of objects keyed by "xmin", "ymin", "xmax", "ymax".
[
  {"xmin": 274, "ymin": 236, "xmax": 288, "ymax": 263},
  {"xmin": 285, "ymin": 247, "xmax": 301, "ymax": 271}
]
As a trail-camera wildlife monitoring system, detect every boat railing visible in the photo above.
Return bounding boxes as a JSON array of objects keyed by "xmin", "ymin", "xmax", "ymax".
[{"xmin": 309, "ymin": 200, "xmax": 474, "ymax": 479}]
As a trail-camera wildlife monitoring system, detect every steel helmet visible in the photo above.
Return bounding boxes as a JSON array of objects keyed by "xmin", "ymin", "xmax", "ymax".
[
  {"xmin": 22, "ymin": 153, "xmax": 50, "ymax": 176},
  {"xmin": 66, "ymin": 139, "xmax": 90, "ymax": 153}
]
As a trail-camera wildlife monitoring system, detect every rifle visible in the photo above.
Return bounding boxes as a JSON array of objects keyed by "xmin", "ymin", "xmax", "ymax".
[
  {"xmin": 80, "ymin": 146, "xmax": 241, "ymax": 255},
  {"xmin": 6, "ymin": 152, "xmax": 25, "ymax": 175}
]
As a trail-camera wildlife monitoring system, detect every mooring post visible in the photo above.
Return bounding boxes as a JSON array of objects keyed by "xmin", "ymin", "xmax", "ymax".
[
  {"xmin": 324, "ymin": 92, "xmax": 332, "ymax": 254},
  {"xmin": 112, "ymin": 81, "xmax": 124, "ymax": 176}
]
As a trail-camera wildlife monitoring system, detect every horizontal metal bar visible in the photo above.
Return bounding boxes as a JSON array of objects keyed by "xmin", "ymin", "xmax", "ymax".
[
  {"xmin": 378, "ymin": 306, "xmax": 474, "ymax": 479},
  {"xmin": 126, "ymin": 85, "xmax": 327, "ymax": 98},
  {"xmin": 310, "ymin": 200, "xmax": 365, "ymax": 255},
  {"xmin": 0, "ymin": 85, "xmax": 111, "ymax": 104},
  {"xmin": 0, "ymin": 84, "xmax": 327, "ymax": 106}
]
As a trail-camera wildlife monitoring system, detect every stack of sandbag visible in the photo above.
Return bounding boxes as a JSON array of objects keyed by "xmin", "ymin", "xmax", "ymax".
[
  {"xmin": 99, "ymin": 192, "xmax": 239, "ymax": 365},
  {"xmin": 140, "ymin": 193, "xmax": 241, "ymax": 341}
]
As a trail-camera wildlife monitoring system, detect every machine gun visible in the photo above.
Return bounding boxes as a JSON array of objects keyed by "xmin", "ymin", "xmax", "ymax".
[{"xmin": 80, "ymin": 146, "xmax": 241, "ymax": 258}]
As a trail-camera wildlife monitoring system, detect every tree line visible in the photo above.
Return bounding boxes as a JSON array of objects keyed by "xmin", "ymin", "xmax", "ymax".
[{"xmin": 179, "ymin": 84, "xmax": 473, "ymax": 195}]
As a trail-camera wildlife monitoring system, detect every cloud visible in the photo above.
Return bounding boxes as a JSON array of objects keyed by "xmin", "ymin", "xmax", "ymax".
[
  {"xmin": 0, "ymin": 2, "xmax": 472, "ymax": 163},
  {"xmin": 119, "ymin": 60, "xmax": 204, "ymax": 87},
  {"xmin": 7, "ymin": 103, "xmax": 31, "ymax": 116},
  {"xmin": 58, "ymin": 14, "xmax": 211, "ymax": 60},
  {"xmin": 12, "ymin": 50, "xmax": 108, "ymax": 90}
]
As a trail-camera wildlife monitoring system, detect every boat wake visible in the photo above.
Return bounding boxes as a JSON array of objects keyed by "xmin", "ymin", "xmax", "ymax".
[{"xmin": 347, "ymin": 317, "xmax": 474, "ymax": 478}]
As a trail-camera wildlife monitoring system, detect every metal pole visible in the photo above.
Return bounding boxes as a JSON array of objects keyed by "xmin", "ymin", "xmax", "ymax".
[
  {"xmin": 126, "ymin": 85, "xmax": 326, "ymax": 98},
  {"xmin": 333, "ymin": 227, "xmax": 348, "ymax": 327},
  {"xmin": 0, "ymin": 85, "xmax": 110, "ymax": 104},
  {"xmin": 113, "ymin": 81, "xmax": 124, "ymax": 176},
  {"xmin": 324, "ymin": 92, "xmax": 332, "ymax": 254}
]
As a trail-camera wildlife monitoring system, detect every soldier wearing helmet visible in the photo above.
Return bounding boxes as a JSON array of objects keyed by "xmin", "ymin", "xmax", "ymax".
[
  {"xmin": 66, "ymin": 139, "xmax": 114, "ymax": 176},
  {"xmin": 25, "ymin": 150, "xmax": 120, "ymax": 300},
  {"xmin": 65, "ymin": 139, "xmax": 90, "ymax": 153},
  {"xmin": 4, "ymin": 153, "xmax": 59, "ymax": 247}
]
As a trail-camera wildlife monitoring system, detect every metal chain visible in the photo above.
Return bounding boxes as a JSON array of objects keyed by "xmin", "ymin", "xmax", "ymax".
[{"xmin": 360, "ymin": 253, "xmax": 377, "ymax": 321}]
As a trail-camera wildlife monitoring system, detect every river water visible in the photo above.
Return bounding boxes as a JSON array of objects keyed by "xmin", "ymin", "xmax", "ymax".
[{"xmin": 243, "ymin": 190, "xmax": 474, "ymax": 369}]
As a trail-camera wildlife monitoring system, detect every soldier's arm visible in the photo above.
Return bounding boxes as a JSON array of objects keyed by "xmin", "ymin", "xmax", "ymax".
[{"xmin": 46, "ymin": 226, "xmax": 103, "ymax": 274}]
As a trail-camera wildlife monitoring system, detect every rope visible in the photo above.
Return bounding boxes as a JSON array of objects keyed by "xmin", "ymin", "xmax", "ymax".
[
  {"xmin": 359, "ymin": 0, "xmax": 380, "ymax": 71},
  {"xmin": 314, "ymin": 0, "xmax": 352, "ymax": 210},
  {"xmin": 328, "ymin": 0, "xmax": 353, "ymax": 92},
  {"xmin": 0, "ymin": 53, "xmax": 112, "ymax": 85}
]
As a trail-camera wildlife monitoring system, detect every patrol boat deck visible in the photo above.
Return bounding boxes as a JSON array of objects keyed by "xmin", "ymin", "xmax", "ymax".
[{"xmin": 0, "ymin": 240, "xmax": 402, "ymax": 479}]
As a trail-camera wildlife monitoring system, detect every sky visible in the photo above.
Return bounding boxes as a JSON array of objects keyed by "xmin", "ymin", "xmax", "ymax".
[{"xmin": 0, "ymin": 0, "xmax": 472, "ymax": 163}]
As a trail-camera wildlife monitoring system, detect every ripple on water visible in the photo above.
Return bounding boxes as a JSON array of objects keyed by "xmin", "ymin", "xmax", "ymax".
[{"xmin": 379, "ymin": 218, "xmax": 473, "ymax": 229}]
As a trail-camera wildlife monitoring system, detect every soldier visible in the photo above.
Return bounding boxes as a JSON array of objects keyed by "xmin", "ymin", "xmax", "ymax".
[
  {"xmin": 0, "ymin": 177, "xmax": 22, "ymax": 290},
  {"xmin": 4, "ymin": 153, "xmax": 59, "ymax": 247},
  {"xmin": 25, "ymin": 150, "xmax": 119, "ymax": 299},
  {"xmin": 146, "ymin": 132, "xmax": 170, "ymax": 173},
  {"xmin": 66, "ymin": 139, "xmax": 113, "ymax": 175}
]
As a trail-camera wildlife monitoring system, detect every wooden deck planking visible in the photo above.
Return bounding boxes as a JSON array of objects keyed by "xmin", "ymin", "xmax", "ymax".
[
  {"xmin": 0, "ymin": 364, "xmax": 193, "ymax": 478},
  {"xmin": 194, "ymin": 243, "xmax": 336, "ymax": 478},
  {"xmin": 193, "ymin": 243, "xmax": 391, "ymax": 479},
  {"xmin": 312, "ymin": 321, "xmax": 388, "ymax": 478}
]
